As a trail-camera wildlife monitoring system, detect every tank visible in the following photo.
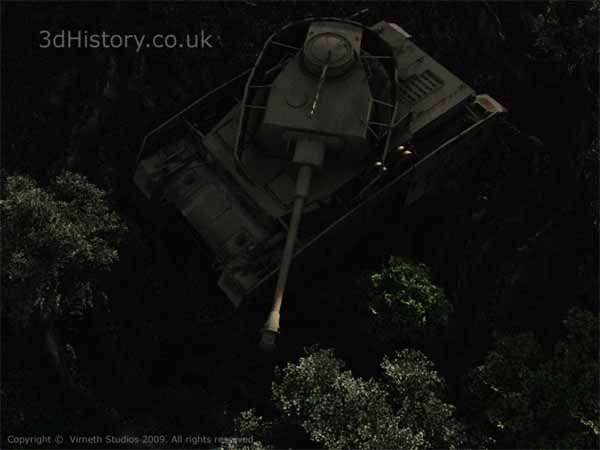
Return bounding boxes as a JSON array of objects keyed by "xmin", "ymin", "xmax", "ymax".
[{"xmin": 134, "ymin": 17, "xmax": 506, "ymax": 350}]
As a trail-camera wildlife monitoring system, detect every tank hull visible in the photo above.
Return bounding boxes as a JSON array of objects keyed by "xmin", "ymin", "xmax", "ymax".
[
  {"xmin": 133, "ymin": 17, "xmax": 507, "ymax": 308},
  {"xmin": 241, "ymin": 100, "xmax": 503, "ymax": 304}
]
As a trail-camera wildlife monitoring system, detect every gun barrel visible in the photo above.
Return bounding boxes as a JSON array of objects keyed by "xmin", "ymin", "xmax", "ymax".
[
  {"xmin": 259, "ymin": 166, "xmax": 311, "ymax": 351},
  {"xmin": 260, "ymin": 139, "xmax": 325, "ymax": 351}
]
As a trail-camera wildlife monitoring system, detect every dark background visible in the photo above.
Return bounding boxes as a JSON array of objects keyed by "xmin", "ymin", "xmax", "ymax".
[{"xmin": 2, "ymin": 1, "xmax": 598, "ymax": 448}]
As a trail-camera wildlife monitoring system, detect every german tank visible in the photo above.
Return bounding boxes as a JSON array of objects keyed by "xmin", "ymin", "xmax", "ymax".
[{"xmin": 134, "ymin": 17, "xmax": 506, "ymax": 350}]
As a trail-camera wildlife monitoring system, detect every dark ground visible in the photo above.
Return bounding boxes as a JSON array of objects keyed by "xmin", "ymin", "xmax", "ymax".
[{"xmin": 1, "ymin": 1, "xmax": 598, "ymax": 448}]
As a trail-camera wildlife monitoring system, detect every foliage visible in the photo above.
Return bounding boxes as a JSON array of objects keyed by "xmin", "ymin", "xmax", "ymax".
[
  {"xmin": 468, "ymin": 333, "xmax": 544, "ymax": 447},
  {"xmin": 532, "ymin": 0, "xmax": 599, "ymax": 73},
  {"xmin": 363, "ymin": 257, "xmax": 452, "ymax": 346},
  {"xmin": 1, "ymin": 172, "xmax": 127, "ymax": 328},
  {"xmin": 268, "ymin": 346, "xmax": 464, "ymax": 450},
  {"xmin": 576, "ymin": 132, "xmax": 599, "ymax": 226},
  {"xmin": 272, "ymin": 347, "xmax": 424, "ymax": 450},
  {"xmin": 381, "ymin": 349, "xmax": 464, "ymax": 449},
  {"xmin": 219, "ymin": 409, "xmax": 274, "ymax": 450},
  {"xmin": 468, "ymin": 308, "xmax": 599, "ymax": 448}
]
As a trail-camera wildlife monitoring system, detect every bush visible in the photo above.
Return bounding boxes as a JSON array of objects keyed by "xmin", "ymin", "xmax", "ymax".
[
  {"xmin": 468, "ymin": 308, "xmax": 599, "ymax": 448},
  {"xmin": 364, "ymin": 257, "xmax": 452, "ymax": 346},
  {"xmin": 532, "ymin": 0, "xmax": 599, "ymax": 73},
  {"xmin": 214, "ymin": 409, "xmax": 273, "ymax": 450},
  {"xmin": 267, "ymin": 346, "xmax": 464, "ymax": 450},
  {"xmin": 272, "ymin": 347, "xmax": 424, "ymax": 450},
  {"xmin": 381, "ymin": 349, "xmax": 464, "ymax": 449},
  {"xmin": 1, "ymin": 172, "xmax": 127, "ymax": 328}
]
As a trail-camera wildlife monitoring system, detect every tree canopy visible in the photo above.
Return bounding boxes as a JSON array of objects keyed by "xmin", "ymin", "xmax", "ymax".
[
  {"xmin": 233, "ymin": 347, "xmax": 463, "ymax": 450},
  {"xmin": 363, "ymin": 257, "xmax": 452, "ymax": 347},
  {"xmin": 2, "ymin": 172, "xmax": 127, "ymax": 328},
  {"xmin": 468, "ymin": 307, "xmax": 599, "ymax": 448}
]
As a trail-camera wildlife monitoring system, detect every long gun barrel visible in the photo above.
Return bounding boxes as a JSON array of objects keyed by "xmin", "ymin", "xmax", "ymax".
[{"xmin": 260, "ymin": 139, "xmax": 325, "ymax": 351}]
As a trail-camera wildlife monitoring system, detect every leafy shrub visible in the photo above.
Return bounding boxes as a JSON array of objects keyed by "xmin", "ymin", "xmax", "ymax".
[
  {"xmin": 272, "ymin": 347, "xmax": 424, "ymax": 450},
  {"xmin": 364, "ymin": 257, "xmax": 452, "ymax": 346},
  {"xmin": 532, "ymin": 0, "xmax": 599, "ymax": 73},
  {"xmin": 215, "ymin": 409, "xmax": 273, "ymax": 450},
  {"xmin": 469, "ymin": 308, "xmax": 599, "ymax": 448},
  {"xmin": 2, "ymin": 172, "xmax": 127, "ymax": 328},
  {"xmin": 268, "ymin": 346, "xmax": 464, "ymax": 450},
  {"xmin": 381, "ymin": 349, "xmax": 464, "ymax": 449}
]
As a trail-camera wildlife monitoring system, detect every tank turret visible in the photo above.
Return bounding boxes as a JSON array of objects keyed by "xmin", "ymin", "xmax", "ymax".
[{"xmin": 256, "ymin": 22, "xmax": 379, "ymax": 350}]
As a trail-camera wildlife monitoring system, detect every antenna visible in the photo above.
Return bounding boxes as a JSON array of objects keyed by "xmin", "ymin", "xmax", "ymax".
[
  {"xmin": 308, "ymin": 50, "xmax": 331, "ymax": 118},
  {"xmin": 346, "ymin": 8, "xmax": 369, "ymax": 20}
]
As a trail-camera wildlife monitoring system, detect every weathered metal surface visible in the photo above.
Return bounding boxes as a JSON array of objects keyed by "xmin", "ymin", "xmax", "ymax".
[{"xmin": 134, "ymin": 17, "xmax": 506, "ymax": 309}]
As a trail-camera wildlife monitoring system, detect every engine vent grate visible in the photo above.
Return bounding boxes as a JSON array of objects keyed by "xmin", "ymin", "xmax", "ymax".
[{"xmin": 397, "ymin": 70, "xmax": 444, "ymax": 105}]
